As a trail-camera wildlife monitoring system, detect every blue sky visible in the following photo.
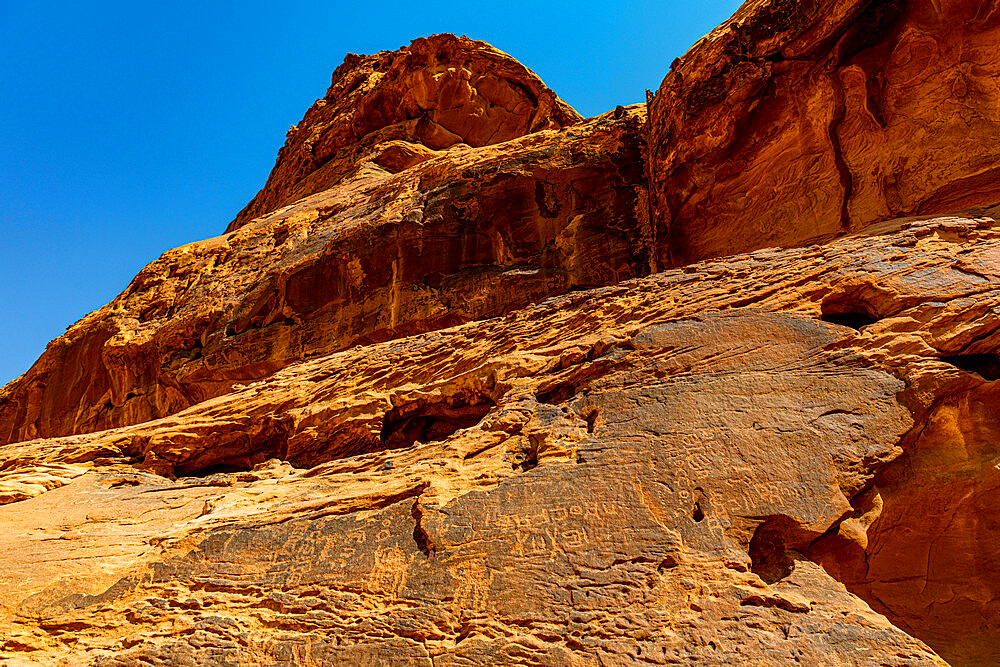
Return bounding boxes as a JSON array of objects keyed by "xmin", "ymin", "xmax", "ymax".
[{"xmin": 0, "ymin": 1, "xmax": 743, "ymax": 387}]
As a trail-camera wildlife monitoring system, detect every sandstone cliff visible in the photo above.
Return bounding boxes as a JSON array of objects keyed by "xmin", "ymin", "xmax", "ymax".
[
  {"xmin": 9, "ymin": 211, "xmax": 995, "ymax": 666},
  {"xmin": 648, "ymin": 0, "xmax": 1000, "ymax": 265},
  {"xmin": 228, "ymin": 34, "xmax": 583, "ymax": 232},
  {"xmin": 0, "ymin": 39, "xmax": 647, "ymax": 446},
  {"xmin": 4, "ymin": 1, "xmax": 1000, "ymax": 665}
]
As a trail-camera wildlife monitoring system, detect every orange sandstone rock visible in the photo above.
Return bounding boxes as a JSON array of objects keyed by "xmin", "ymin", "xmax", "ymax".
[
  {"xmin": 5, "ymin": 212, "xmax": 985, "ymax": 666},
  {"xmin": 228, "ymin": 33, "xmax": 582, "ymax": 231},
  {"xmin": 7, "ymin": 3, "xmax": 1000, "ymax": 665},
  {"xmin": 0, "ymin": 104, "xmax": 649, "ymax": 445},
  {"xmin": 648, "ymin": 0, "xmax": 1000, "ymax": 265}
]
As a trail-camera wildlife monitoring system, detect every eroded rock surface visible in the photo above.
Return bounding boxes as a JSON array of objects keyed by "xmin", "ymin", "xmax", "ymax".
[
  {"xmin": 5, "ymin": 2, "xmax": 1000, "ymax": 665},
  {"xmin": 10, "ymin": 213, "xmax": 1000, "ymax": 665},
  {"xmin": 0, "ymin": 105, "xmax": 649, "ymax": 446},
  {"xmin": 648, "ymin": 0, "xmax": 1000, "ymax": 265},
  {"xmin": 229, "ymin": 33, "xmax": 582, "ymax": 231}
]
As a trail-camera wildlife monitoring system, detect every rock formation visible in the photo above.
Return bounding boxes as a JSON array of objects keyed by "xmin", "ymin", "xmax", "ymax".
[
  {"xmin": 0, "ymin": 64, "xmax": 647, "ymax": 445},
  {"xmin": 4, "ymin": 1, "xmax": 1000, "ymax": 665},
  {"xmin": 648, "ymin": 0, "xmax": 1000, "ymax": 265},
  {"xmin": 228, "ymin": 33, "xmax": 583, "ymax": 231}
]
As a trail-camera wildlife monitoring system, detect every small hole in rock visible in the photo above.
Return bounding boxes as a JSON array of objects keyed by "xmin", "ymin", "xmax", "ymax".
[
  {"xmin": 381, "ymin": 398, "xmax": 494, "ymax": 450},
  {"xmin": 512, "ymin": 448, "xmax": 538, "ymax": 472},
  {"xmin": 749, "ymin": 517, "xmax": 796, "ymax": 584},
  {"xmin": 511, "ymin": 435, "xmax": 541, "ymax": 472},
  {"xmin": 941, "ymin": 353, "xmax": 1000, "ymax": 381},
  {"xmin": 174, "ymin": 420, "xmax": 292, "ymax": 477},
  {"xmin": 822, "ymin": 311, "xmax": 878, "ymax": 329},
  {"xmin": 692, "ymin": 502, "xmax": 705, "ymax": 522},
  {"xmin": 820, "ymin": 296, "xmax": 881, "ymax": 330},
  {"xmin": 108, "ymin": 478, "xmax": 141, "ymax": 489},
  {"xmin": 537, "ymin": 381, "xmax": 577, "ymax": 405},
  {"xmin": 189, "ymin": 463, "xmax": 251, "ymax": 477},
  {"xmin": 658, "ymin": 555, "xmax": 680, "ymax": 571}
]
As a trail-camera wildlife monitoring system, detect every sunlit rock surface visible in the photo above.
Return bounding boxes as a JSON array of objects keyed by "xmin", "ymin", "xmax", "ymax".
[
  {"xmin": 5, "ymin": 2, "xmax": 1000, "ymax": 665},
  {"xmin": 648, "ymin": 0, "xmax": 1000, "ymax": 265}
]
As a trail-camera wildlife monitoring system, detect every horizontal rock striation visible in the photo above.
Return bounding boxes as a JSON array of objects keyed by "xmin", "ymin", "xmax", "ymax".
[
  {"xmin": 0, "ymin": 105, "xmax": 650, "ymax": 445},
  {"xmin": 8, "ymin": 212, "xmax": 997, "ymax": 665}
]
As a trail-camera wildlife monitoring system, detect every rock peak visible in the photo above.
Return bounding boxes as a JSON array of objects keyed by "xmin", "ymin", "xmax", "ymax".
[{"xmin": 228, "ymin": 33, "xmax": 582, "ymax": 231}]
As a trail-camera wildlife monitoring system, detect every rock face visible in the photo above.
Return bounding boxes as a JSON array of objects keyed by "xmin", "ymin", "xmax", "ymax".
[
  {"xmin": 6, "ymin": 212, "xmax": 991, "ymax": 666},
  {"xmin": 5, "ymin": 2, "xmax": 1000, "ymax": 665},
  {"xmin": 0, "ymin": 103, "xmax": 648, "ymax": 445},
  {"xmin": 228, "ymin": 33, "xmax": 582, "ymax": 232},
  {"xmin": 648, "ymin": 0, "xmax": 1000, "ymax": 265}
]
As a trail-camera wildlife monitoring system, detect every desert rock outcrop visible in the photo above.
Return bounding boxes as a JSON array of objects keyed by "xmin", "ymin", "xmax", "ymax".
[
  {"xmin": 648, "ymin": 0, "xmax": 1000, "ymax": 265},
  {"xmin": 0, "ymin": 102, "xmax": 648, "ymax": 445},
  {"xmin": 5, "ymin": 1, "xmax": 1000, "ymax": 665},
  {"xmin": 228, "ymin": 33, "xmax": 582, "ymax": 231},
  {"xmin": 7, "ymin": 212, "xmax": 993, "ymax": 665}
]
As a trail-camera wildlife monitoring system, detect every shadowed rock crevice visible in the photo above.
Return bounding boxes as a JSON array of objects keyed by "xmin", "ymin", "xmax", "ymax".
[
  {"xmin": 820, "ymin": 293, "xmax": 883, "ymax": 329},
  {"xmin": 510, "ymin": 435, "xmax": 540, "ymax": 472},
  {"xmin": 940, "ymin": 353, "xmax": 1000, "ymax": 381},
  {"xmin": 748, "ymin": 516, "xmax": 801, "ymax": 584},
  {"xmin": 820, "ymin": 308, "xmax": 879, "ymax": 330},
  {"xmin": 168, "ymin": 417, "xmax": 294, "ymax": 478},
  {"xmin": 381, "ymin": 397, "xmax": 495, "ymax": 450},
  {"xmin": 533, "ymin": 342, "xmax": 631, "ymax": 406},
  {"xmin": 411, "ymin": 500, "xmax": 435, "ymax": 557}
]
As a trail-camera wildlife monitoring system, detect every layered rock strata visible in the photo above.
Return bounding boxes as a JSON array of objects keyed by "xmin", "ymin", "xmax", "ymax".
[
  {"xmin": 0, "ymin": 104, "xmax": 649, "ymax": 445},
  {"xmin": 9, "ymin": 212, "xmax": 1000, "ymax": 665},
  {"xmin": 5, "ymin": 1, "xmax": 1000, "ymax": 665}
]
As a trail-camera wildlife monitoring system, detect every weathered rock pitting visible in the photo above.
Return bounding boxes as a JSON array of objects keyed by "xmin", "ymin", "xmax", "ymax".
[{"xmin": 5, "ymin": 213, "xmax": 1000, "ymax": 664}]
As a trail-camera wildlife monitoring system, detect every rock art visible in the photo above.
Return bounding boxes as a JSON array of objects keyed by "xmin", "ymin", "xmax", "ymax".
[
  {"xmin": 8, "ymin": 212, "xmax": 1000, "ymax": 664},
  {"xmin": 6, "ymin": 1, "xmax": 1000, "ymax": 665}
]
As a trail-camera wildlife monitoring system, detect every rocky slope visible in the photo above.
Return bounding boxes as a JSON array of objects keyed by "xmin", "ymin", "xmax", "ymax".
[
  {"xmin": 0, "ymin": 55, "xmax": 647, "ymax": 445},
  {"xmin": 4, "ymin": 1, "xmax": 1000, "ymax": 665}
]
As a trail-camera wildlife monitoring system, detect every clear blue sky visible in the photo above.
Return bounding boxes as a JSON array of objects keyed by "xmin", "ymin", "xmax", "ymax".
[{"xmin": 0, "ymin": 1, "xmax": 743, "ymax": 387}]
